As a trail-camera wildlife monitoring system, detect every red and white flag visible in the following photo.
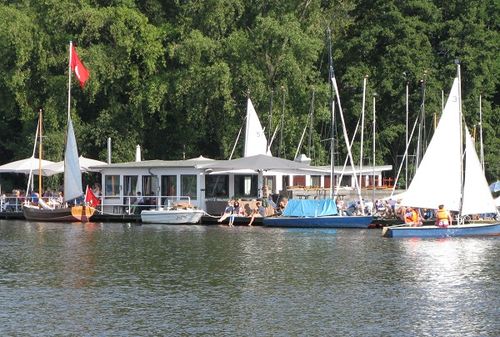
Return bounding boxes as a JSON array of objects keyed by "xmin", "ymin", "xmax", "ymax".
[
  {"xmin": 85, "ymin": 185, "xmax": 100, "ymax": 207},
  {"xmin": 70, "ymin": 45, "xmax": 90, "ymax": 87}
]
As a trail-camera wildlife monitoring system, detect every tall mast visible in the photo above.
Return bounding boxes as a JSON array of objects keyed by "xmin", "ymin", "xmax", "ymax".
[
  {"xmin": 404, "ymin": 72, "xmax": 409, "ymax": 190},
  {"xmin": 479, "ymin": 95, "xmax": 484, "ymax": 171},
  {"xmin": 359, "ymin": 75, "xmax": 368, "ymax": 189},
  {"xmin": 38, "ymin": 108, "xmax": 43, "ymax": 197},
  {"xmin": 327, "ymin": 28, "xmax": 364, "ymax": 211},
  {"xmin": 327, "ymin": 27, "xmax": 335, "ymax": 199},
  {"xmin": 457, "ymin": 61, "xmax": 465, "ymax": 223},
  {"xmin": 268, "ymin": 89, "xmax": 273, "ymax": 153},
  {"xmin": 68, "ymin": 41, "xmax": 73, "ymax": 122},
  {"xmin": 308, "ymin": 89, "xmax": 315, "ymax": 159},
  {"xmin": 279, "ymin": 86, "xmax": 286, "ymax": 158},
  {"xmin": 372, "ymin": 93, "xmax": 377, "ymax": 204}
]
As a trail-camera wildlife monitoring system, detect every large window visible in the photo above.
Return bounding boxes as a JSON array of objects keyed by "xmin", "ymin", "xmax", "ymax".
[
  {"xmin": 161, "ymin": 175, "xmax": 177, "ymax": 205},
  {"xmin": 143, "ymin": 176, "xmax": 159, "ymax": 204},
  {"xmin": 234, "ymin": 175, "xmax": 257, "ymax": 198},
  {"xmin": 263, "ymin": 176, "xmax": 276, "ymax": 196},
  {"xmin": 311, "ymin": 175, "xmax": 321, "ymax": 187},
  {"xmin": 181, "ymin": 175, "xmax": 197, "ymax": 200},
  {"xmin": 105, "ymin": 175, "xmax": 120, "ymax": 197},
  {"xmin": 293, "ymin": 175, "xmax": 306, "ymax": 186},
  {"xmin": 205, "ymin": 175, "xmax": 229, "ymax": 199},
  {"xmin": 124, "ymin": 175, "xmax": 138, "ymax": 196}
]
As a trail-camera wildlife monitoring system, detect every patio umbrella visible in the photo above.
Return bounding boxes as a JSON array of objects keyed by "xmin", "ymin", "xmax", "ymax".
[
  {"xmin": 43, "ymin": 156, "xmax": 107, "ymax": 175},
  {"xmin": 489, "ymin": 181, "xmax": 500, "ymax": 193},
  {"xmin": 0, "ymin": 156, "xmax": 59, "ymax": 176},
  {"xmin": 199, "ymin": 154, "xmax": 325, "ymax": 174},
  {"xmin": 198, "ymin": 154, "xmax": 326, "ymax": 198}
]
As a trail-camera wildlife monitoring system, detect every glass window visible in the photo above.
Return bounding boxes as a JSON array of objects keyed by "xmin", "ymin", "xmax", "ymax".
[
  {"xmin": 205, "ymin": 175, "xmax": 228, "ymax": 199},
  {"xmin": 143, "ymin": 176, "xmax": 159, "ymax": 205},
  {"xmin": 181, "ymin": 175, "xmax": 197, "ymax": 200},
  {"xmin": 105, "ymin": 175, "xmax": 120, "ymax": 197},
  {"xmin": 293, "ymin": 175, "xmax": 306, "ymax": 186},
  {"xmin": 234, "ymin": 175, "xmax": 257, "ymax": 198},
  {"xmin": 124, "ymin": 175, "xmax": 138, "ymax": 196},
  {"xmin": 311, "ymin": 175, "xmax": 321, "ymax": 187}
]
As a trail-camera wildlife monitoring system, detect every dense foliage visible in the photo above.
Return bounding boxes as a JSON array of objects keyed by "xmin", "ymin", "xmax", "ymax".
[{"xmin": 0, "ymin": 0, "xmax": 498, "ymax": 190}]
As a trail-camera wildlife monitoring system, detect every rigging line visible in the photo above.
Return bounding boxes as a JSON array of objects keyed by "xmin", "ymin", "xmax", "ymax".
[
  {"xmin": 229, "ymin": 116, "xmax": 246, "ymax": 160},
  {"xmin": 390, "ymin": 115, "xmax": 420, "ymax": 196}
]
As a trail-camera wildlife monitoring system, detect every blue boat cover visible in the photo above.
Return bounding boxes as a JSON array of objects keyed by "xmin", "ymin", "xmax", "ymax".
[{"xmin": 282, "ymin": 199, "xmax": 338, "ymax": 217}]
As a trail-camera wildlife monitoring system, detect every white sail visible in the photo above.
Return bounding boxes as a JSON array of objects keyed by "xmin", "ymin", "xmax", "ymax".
[
  {"xmin": 401, "ymin": 78, "xmax": 462, "ymax": 211},
  {"xmin": 64, "ymin": 118, "xmax": 83, "ymax": 201},
  {"xmin": 461, "ymin": 128, "xmax": 497, "ymax": 215},
  {"xmin": 244, "ymin": 98, "xmax": 271, "ymax": 157}
]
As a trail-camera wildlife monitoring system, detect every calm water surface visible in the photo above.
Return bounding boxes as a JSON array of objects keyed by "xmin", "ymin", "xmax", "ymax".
[{"xmin": 0, "ymin": 220, "xmax": 498, "ymax": 336}]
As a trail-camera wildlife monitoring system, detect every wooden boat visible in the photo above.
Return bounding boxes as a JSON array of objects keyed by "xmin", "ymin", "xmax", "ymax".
[
  {"xmin": 23, "ymin": 203, "xmax": 94, "ymax": 222},
  {"xmin": 383, "ymin": 66, "xmax": 499, "ymax": 238},
  {"xmin": 23, "ymin": 42, "xmax": 95, "ymax": 222},
  {"xmin": 263, "ymin": 199, "xmax": 373, "ymax": 228}
]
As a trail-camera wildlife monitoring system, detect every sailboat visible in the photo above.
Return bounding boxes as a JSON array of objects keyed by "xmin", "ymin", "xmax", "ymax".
[
  {"xmin": 23, "ymin": 42, "xmax": 95, "ymax": 222},
  {"xmin": 383, "ymin": 65, "xmax": 500, "ymax": 238},
  {"xmin": 263, "ymin": 28, "xmax": 373, "ymax": 229}
]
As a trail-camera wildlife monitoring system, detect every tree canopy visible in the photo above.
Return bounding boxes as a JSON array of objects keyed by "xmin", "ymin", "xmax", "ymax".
[{"xmin": 0, "ymin": 0, "xmax": 498, "ymax": 190}]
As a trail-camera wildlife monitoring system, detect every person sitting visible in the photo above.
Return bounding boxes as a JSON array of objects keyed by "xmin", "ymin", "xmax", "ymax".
[
  {"xmin": 274, "ymin": 197, "xmax": 288, "ymax": 216},
  {"xmin": 218, "ymin": 200, "xmax": 234, "ymax": 223},
  {"xmin": 435, "ymin": 204, "xmax": 452, "ymax": 228},
  {"xmin": 247, "ymin": 201, "xmax": 266, "ymax": 226},
  {"xmin": 130, "ymin": 192, "xmax": 144, "ymax": 214},
  {"xmin": 228, "ymin": 201, "xmax": 243, "ymax": 227},
  {"xmin": 404, "ymin": 207, "xmax": 422, "ymax": 227}
]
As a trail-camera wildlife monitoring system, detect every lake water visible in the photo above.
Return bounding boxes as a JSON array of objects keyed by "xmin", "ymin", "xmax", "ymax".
[{"xmin": 0, "ymin": 220, "xmax": 498, "ymax": 336}]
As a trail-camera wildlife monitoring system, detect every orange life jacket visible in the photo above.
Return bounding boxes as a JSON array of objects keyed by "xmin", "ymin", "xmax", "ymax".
[
  {"xmin": 405, "ymin": 210, "xmax": 418, "ymax": 223},
  {"xmin": 437, "ymin": 209, "xmax": 449, "ymax": 221}
]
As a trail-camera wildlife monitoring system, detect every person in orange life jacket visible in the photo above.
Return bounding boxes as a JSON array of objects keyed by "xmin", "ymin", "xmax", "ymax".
[
  {"xmin": 404, "ymin": 207, "xmax": 422, "ymax": 227},
  {"xmin": 435, "ymin": 204, "xmax": 452, "ymax": 228}
]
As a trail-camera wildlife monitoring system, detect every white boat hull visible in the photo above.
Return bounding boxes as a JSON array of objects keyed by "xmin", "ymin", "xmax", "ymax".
[{"xmin": 140, "ymin": 209, "xmax": 204, "ymax": 224}]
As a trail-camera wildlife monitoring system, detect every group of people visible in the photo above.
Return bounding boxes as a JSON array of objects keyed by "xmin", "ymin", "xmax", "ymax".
[
  {"xmin": 217, "ymin": 197, "xmax": 288, "ymax": 227},
  {"xmin": 401, "ymin": 204, "xmax": 453, "ymax": 228}
]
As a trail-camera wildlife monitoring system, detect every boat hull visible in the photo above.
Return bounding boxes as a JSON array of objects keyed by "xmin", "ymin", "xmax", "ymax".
[
  {"xmin": 382, "ymin": 223, "xmax": 500, "ymax": 238},
  {"xmin": 140, "ymin": 209, "xmax": 204, "ymax": 224},
  {"xmin": 263, "ymin": 215, "xmax": 373, "ymax": 228},
  {"xmin": 23, "ymin": 205, "xmax": 95, "ymax": 222}
]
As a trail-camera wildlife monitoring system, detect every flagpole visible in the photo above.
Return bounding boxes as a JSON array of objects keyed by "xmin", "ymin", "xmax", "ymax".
[{"xmin": 67, "ymin": 41, "xmax": 72, "ymax": 121}]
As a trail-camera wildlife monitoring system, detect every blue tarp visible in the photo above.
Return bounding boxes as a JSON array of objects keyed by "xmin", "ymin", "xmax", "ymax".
[{"xmin": 282, "ymin": 199, "xmax": 338, "ymax": 217}]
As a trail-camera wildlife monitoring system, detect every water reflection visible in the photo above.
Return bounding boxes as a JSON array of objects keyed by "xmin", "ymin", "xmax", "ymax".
[{"xmin": 0, "ymin": 220, "xmax": 498, "ymax": 336}]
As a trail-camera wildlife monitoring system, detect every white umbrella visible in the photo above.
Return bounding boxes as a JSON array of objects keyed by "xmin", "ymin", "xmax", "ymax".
[
  {"xmin": 199, "ymin": 154, "xmax": 326, "ymax": 198},
  {"xmin": 43, "ymin": 156, "xmax": 107, "ymax": 175},
  {"xmin": 0, "ymin": 156, "xmax": 59, "ymax": 176}
]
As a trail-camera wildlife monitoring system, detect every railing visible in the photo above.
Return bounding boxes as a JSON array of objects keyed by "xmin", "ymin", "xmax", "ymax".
[
  {"xmin": 99, "ymin": 195, "xmax": 195, "ymax": 215},
  {"xmin": 0, "ymin": 196, "xmax": 24, "ymax": 212}
]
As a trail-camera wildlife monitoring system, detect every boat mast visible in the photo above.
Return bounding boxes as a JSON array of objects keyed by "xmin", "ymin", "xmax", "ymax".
[
  {"xmin": 456, "ymin": 61, "xmax": 465, "ymax": 224},
  {"xmin": 38, "ymin": 108, "xmax": 43, "ymax": 198},
  {"xmin": 327, "ymin": 28, "xmax": 364, "ymax": 211},
  {"xmin": 359, "ymin": 75, "xmax": 368, "ymax": 189},
  {"xmin": 308, "ymin": 89, "xmax": 315, "ymax": 159},
  {"xmin": 267, "ymin": 89, "xmax": 273, "ymax": 154},
  {"xmin": 479, "ymin": 95, "xmax": 484, "ymax": 171},
  {"xmin": 404, "ymin": 72, "xmax": 409, "ymax": 190},
  {"xmin": 372, "ymin": 93, "xmax": 377, "ymax": 204},
  {"xmin": 327, "ymin": 27, "xmax": 335, "ymax": 199},
  {"xmin": 279, "ymin": 86, "xmax": 286, "ymax": 158}
]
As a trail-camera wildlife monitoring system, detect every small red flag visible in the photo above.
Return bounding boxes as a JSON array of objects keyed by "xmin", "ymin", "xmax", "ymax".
[
  {"xmin": 85, "ymin": 185, "xmax": 100, "ymax": 207},
  {"xmin": 70, "ymin": 45, "xmax": 90, "ymax": 87}
]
